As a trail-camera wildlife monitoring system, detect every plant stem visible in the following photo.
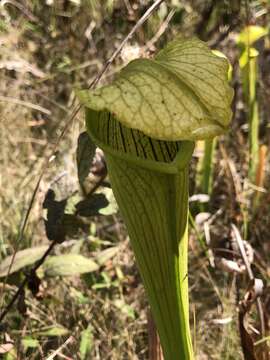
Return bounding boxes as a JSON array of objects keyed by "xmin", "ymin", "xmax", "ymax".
[
  {"xmin": 200, "ymin": 138, "xmax": 216, "ymax": 196},
  {"xmin": 248, "ymin": 55, "xmax": 259, "ymax": 182},
  {"xmin": 203, "ymin": 139, "xmax": 216, "ymax": 195}
]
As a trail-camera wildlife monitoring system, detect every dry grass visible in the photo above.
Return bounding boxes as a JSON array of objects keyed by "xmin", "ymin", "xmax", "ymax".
[{"xmin": 0, "ymin": 1, "xmax": 269, "ymax": 359}]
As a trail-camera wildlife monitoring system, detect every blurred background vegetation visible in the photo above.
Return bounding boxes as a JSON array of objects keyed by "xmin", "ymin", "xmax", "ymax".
[{"xmin": 0, "ymin": 0, "xmax": 270, "ymax": 359}]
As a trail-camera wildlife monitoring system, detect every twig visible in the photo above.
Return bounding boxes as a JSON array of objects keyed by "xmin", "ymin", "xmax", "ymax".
[
  {"xmin": 143, "ymin": 9, "xmax": 176, "ymax": 52},
  {"xmin": 0, "ymin": 0, "xmax": 165, "ymax": 320},
  {"xmin": 232, "ymin": 225, "xmax": 253, "ymax": 279},
  {"xmin": 195, "ymin": 0, "xmax": 217, "ymax": 37},
  {"xmin": 87, "ymin": 0, "xmax": 166, "ymax": 89},
  {"xmin": 45, "ymin": 336, "xmax": 74, "ymax": 360},
  {"xmin": 208, "ymin": 20, "xmax": 241, "ymax": 48},
  {"xmin": 0, "ymin": 96, "xmax": 51, "ymax": 115},
  {"xmin": 231, "ymin": 224, "xmax": 265, "ymax": 338},
  {"xmin": 123, "ymin": 0, "xmax": 133, "ymax": 15},
  {"xmin": 1, "ymin": 0, "xmax": 39, "ymax": 22}
]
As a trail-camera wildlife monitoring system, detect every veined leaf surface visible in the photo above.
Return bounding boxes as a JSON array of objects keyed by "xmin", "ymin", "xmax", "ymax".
[{"xmin": 78, "ymin": 38, "xmax": 233, "ymax": 141}]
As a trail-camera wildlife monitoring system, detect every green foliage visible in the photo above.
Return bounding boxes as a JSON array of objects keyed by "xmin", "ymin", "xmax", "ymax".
[
  {"xmin": 80, "ymin": 325, "xmax": 93, "ymax": 359},
  {"xmin": 95, "ymin": 246, "xmax": 119, "ymax": 266},
  {"xmin": 37, "ymin": 326, "xmax": 69, "ymax": 337},
  {"xmin": 198, "ymin": 138, "xmax": 217, "ymax": 196},
  {"xmin": 0, "ymin": 246, "xmax": 48, "ymax": 277},
  {"xmin": 3, "ymin": 349, "xmax": 17, "ymax": 360},
  {"xmin": 42, "ymin": 254, "xmax": 99, "ymax": 277},
  {"xmin": 114, "ymin": 298, "xmax": 135, "ymax": 319},
  {"xmin": 0, "ymin": 246, "xmax": 119, "ymax": 278},
  {"xmin": 22, "ymin": 337, "xmax": 39, "ymax": 350}
]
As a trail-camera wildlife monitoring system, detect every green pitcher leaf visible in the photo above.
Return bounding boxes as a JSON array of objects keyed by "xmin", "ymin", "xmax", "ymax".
[
  {"xmin": 78, "ymin": 38, "xmax": 233, "ymax": 141},
  {"xmin": 77, "ymin": 37, "xmax": 234, "ymax": 360}
]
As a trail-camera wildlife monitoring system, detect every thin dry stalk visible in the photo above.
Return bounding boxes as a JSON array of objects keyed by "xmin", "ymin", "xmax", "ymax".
[
  {"xmin": 147, "ymin": 310, "xmax": 164, "ymax": 360},
  {"xmin": 45, "ymin": 336, "xmax": 74, "ymax": 360},
  {"xmin": 143, "ymin": 9, "xmax": 176, "ymax": 52},
  {"xmin": 0, "ymin": 95, "xmax": 51, "ymax": 115},
  {"xmin": 231, "ymin": 225, "xmax": 265, "ymax": 338},
  {"xmin": 255, "ymin": 145, "xmax": 267, "ymax": 190}
]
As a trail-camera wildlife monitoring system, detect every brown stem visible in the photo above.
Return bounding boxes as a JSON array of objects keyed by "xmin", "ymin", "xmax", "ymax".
[
  {"xmin": 232, "ymin": 225, "xmax": 268, "ymax": 360},
  {"xmin": 148, "ymin": 310, "xmax": 164, "ymax": 360}
]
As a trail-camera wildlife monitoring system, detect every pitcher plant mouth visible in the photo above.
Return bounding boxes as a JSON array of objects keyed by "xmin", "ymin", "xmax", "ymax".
[{"xmin": 85, "ymin": 108, "xmax": 195, "ymax": 173}]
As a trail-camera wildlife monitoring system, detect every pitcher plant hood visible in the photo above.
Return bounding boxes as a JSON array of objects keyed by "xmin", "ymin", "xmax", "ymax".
[{"xmin": 77, "ymin": 38, "xmax": 234, "ymax": 142}]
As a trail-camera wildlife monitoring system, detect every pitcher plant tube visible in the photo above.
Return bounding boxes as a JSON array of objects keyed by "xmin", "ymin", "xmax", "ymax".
[{"xmin": 78, "ymin": 38, "xmax": 233, "ymax": 360}]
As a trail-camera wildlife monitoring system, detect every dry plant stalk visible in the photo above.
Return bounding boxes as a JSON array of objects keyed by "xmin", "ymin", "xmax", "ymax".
[
  {"xmin": 148, "ymin": 311, "xmax": 164, "ymax": 360},
  {"xmin": 255, "ymin": 144, "xmax": 267, "ymax": 189}
]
